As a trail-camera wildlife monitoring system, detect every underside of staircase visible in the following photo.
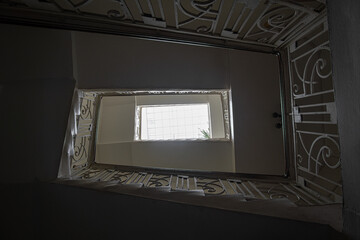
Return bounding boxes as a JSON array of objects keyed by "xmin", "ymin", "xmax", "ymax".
[{"xmin": 31, "ymin": 181, "xmax": 344, "ymax": 240}]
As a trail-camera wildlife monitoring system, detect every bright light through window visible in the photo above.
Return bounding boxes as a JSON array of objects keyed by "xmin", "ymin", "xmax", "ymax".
[{"xmin": 140, "ymin": 104, "xmax": 211, "ymax": 140}]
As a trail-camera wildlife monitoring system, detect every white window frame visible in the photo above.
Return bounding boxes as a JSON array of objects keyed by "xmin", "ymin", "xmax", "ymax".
[
  {"xmin": 137, "ymin": 103, "xmax": 212, "ymax": 140},
  {"xmin": 132, "ymin": 91, "xmax": 231, "ymax": 142}
]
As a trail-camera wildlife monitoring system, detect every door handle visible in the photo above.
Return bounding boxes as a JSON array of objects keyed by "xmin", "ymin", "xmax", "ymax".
[{"xmin": 273, "ymin": 112, "xmax": 282, "ymax": 118}]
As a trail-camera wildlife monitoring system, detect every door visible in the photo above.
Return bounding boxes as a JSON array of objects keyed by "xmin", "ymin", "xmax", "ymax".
[{"xmin": 229, "ymin": 50, "xmax": 286, "ymax": 176}]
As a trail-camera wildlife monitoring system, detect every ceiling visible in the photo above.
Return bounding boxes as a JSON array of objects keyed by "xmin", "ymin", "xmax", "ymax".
[{"xmin": 0, "ymin": 0, "xmax": 326, "ymax": 49}]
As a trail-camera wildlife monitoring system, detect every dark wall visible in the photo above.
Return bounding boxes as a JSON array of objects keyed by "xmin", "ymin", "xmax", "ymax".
[
  {"xmin": 327, "ymin": 0, "xmax": 360, "ymax": 239},
  {"xmin": 35, "ymin": 182, "xmax": 341, "ymax": 240},
  {"xmin": 73, "ymin": 31, "xmax": 286, "ymax": 175},
  {"xmin": 73, "ymin": 31, "xmax": 230, "ymax": 89},
  {"xmin": 0, "ymin": 24, "xmax": 74, "ymax": 239},
  {"xmin": 0, "ymin": 22, "xmax": 345, "ymax": 240},
  {"xmin": 0, "ymin": 24, "xmax": 74, "ymax": 182}
]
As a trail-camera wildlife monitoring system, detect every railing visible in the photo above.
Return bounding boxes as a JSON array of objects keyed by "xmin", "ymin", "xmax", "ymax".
[
  {"xmin": 59, "ymin": 88, "xmax": 332, "ymax": 207},
  {"xmin": 55, "ymin": 2, "xmax": 342, "ymax": 208},
  {"xmin": 58, "ymin": 90, "xmax": 97, "ymax": 178},
  {"xmin": 0, "ymin": 0, "xmax": 325, "ymax": 48},
  {"xmin": 62, "ymin": 42, "xmax": 342, "ymax": 206},
  {"xmin": 70, "ymin": 165, "xmax": 329, "ymax": 206},
  {"xmin": 71, "ymin": 91, "xmax": 96, "ymax": 170},
  {"xmin": 287, "ymin": 16, "xmax": 342, "ymax": 203}
]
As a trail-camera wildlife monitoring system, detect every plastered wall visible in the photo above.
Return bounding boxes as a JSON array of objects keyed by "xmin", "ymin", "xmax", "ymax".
[
  {"xmin": 0, "ymin": 23, "xmax": 74, "ymax": 239},
  {"xmin": 72, "ymin": 31, "xmax": 285, "ymax": 175},
  {"xmin": 328, "ymin": 0, "xmax": 360, "ymax": 238},
  {"xmin": 95, "ymin": 94, "xmax": 233, "ymax": 172}
]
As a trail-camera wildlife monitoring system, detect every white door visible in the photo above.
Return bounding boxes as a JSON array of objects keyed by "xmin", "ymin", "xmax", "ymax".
[{"xmin": 229, "ymin": 50, "xmax": 286, "ymax": 176}]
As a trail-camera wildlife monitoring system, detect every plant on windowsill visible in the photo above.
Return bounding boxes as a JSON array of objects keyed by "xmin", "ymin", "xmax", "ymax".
[{"xmin": 200, "ymin": 128, "xmax": 210, "ymax": 139}]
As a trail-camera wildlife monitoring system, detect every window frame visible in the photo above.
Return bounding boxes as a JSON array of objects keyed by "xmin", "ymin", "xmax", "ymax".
[
  {"xmin": 136, "ymin": 103, "xmax": 212, "ymax": 141},
  {"xmin": 94, "ymin": 90, "xmax": 231, "ymax": 145},
  {"xmin": 127, "ymin": 90, "xmax": 231, "ymax": 142},
  {"xmin": 61, "ymin": 89, "xmax": 233, "ymax": 176}
]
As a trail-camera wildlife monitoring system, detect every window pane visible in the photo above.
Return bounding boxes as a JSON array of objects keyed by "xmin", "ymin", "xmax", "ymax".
[{"xmin": 140, "ymin": 104, "xmax": 210, "ymax": 140}]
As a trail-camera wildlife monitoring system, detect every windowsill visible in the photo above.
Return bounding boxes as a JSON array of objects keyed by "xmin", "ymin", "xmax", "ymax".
[
  {"xmin": 133, "ymin": 138, "xmax": 231, "ymax": 143},
  {"xmin": 96, "ymin": 138, "xmax": 232, "ymax": 145}
]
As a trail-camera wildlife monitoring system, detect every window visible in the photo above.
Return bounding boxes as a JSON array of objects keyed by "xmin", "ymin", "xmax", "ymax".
[
  {"xmin": 139, "ymin": 104, "xmax": 211, "ymax": 140},
  {"xmin": 96, "ymin": 91, "xmax": 230, "ymax": 146},
  {"xmin": 94, "ymin": 90, "xmax": 232, "ymax": 171}
]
